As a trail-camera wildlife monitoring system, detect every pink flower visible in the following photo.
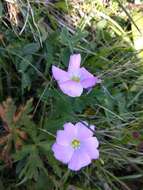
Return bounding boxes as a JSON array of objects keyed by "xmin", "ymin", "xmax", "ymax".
[
  {"xmin": 52, "ymin": 122, "xmax": 99, "ymax": 171},
  {"xmin": 52, "ymin": 54, "xmax": 101, "ymax": 97}
]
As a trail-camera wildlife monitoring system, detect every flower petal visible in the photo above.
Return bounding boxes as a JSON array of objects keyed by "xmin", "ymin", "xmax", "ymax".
[
  {"xmin": 68, "ymin": 147, "xmax": 91, "ymax": 171},
  {"xmin": 64, "ymin": 122, "xmax": 77, "ymax": 137},
  {"xmin": 56, "ymin": 130, "xmax": 72, "ymax": 146},
  {"xmin": 68, "ymin": 54, "xmax": 81, "ymax": 74},
  {"xmin": 80, "ymin": 67, "xmax": 101, "ymax": 88},
  {"xmin": 52, "ymin": 65, "xmax": 69, "ymax": 83},
  {"xmin": 81, "ymin": 78, "xmax": 96, "ymax": 88},
  {"xmin": 59, "ymin": 80, "xmax": 83, "ymax": 97},
  {"xmin": 56, "ymin": 123, "xmax": 77, "ymax": 145},
  {"xmin": 52, "ymin": 143, "xmax": 74, "ymax": 164},
  {"xmin": 75, "ymin": 122, "xmax": 94, "ymax": 140},
  {"xmin": 82, "ymin": 137, "xmax": 99, "ymax": 159}
]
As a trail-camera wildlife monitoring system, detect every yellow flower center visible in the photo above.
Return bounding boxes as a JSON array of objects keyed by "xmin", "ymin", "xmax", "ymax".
[
  {"xmin": 71, "ymin": 76, "xmax": 80, "ymax": 82},
  {"xmin": 71, "ymin": 139, "xmax": 80, "ymax": 149}
]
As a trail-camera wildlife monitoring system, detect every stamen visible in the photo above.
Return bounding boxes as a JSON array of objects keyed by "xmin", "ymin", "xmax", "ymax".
[
  {"xmin": 71, "ymin": 139, "xmax": 80, "ymax": 149},
  {"xmin": 71, "ymin": 76, "xmax": 80, "ymax": 82}
]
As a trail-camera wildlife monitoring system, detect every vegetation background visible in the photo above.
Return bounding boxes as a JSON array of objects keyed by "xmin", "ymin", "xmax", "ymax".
[{"xmin": 0, "ymin": 0, "xmax": 143, "ymax": 189}]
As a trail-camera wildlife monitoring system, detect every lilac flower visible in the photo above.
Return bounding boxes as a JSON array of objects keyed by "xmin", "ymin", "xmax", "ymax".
[
  {"xmin": 52, "ymin": 122, "xmax": 99, "ymax": 171},
  {"xmin": 52, "ymin": 54, "xmax": 101, "ymax": 97}
]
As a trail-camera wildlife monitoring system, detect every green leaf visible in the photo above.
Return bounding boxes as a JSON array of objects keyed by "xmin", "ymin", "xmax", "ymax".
[
  {"xmin": 14, "ymin": 145, "xmax": 33, "ymax": 161},
  {"xmin": 130, "ymin": 75, "xmax": 143, "ymax": 91},
  {"xmin": 55, "ymin": 1, "xmax": 68, "ymax": 12},
  {"xmin": 18, "ymin": 55, "xmax": 32, "ymax": 73},
  {"xmin": 22, "ymin": 72, "xmax": 31, "ymax": 90},
  {"xmin": 39, "ymin": 141, "xmax": 52, "ymax": 152},
  {"xmin": 4, "ymin": 98, "xmax": 17, "ymax": 127},
  {"xmin": 22, "ymin": 43, "xmax": 40, "ymax": 55},
  {"xmin": 36, "ymin": 171, "xmax": 54, "ymax": 190},
  {"xmin": 97, "ymin": 20, "xmax": 107, "ymax": 30},
  {"xmin": 38, "ymin": 18, "xmax": 49, "ymax": 42},
  {"xmin": 47, "ymin": 152, "xmax": 62, "ymax": 177}
]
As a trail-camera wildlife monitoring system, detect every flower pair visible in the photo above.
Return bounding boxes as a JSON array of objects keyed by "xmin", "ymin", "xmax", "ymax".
[
  {"xmin": 52, "ymin": 54, "xmax": 101, "ymax": 97},
  {"xmin": 52, "ymin": 54, "xmax": 100, "ymax": 171}
]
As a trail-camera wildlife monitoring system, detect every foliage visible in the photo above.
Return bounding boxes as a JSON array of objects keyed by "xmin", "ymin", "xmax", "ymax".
[{"xmin": 0, "ymin": 0, "xmax": 143, "ymax": 189}]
